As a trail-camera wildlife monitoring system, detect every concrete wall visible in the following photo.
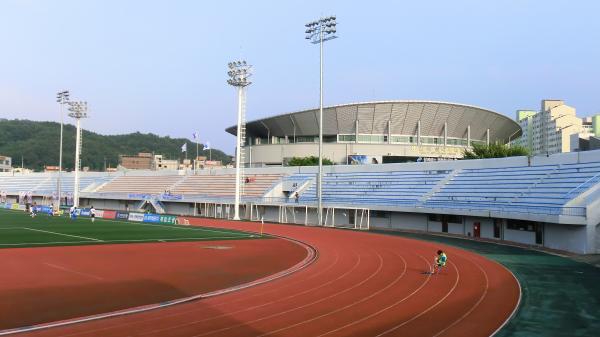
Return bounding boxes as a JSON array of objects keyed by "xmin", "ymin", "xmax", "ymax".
[
  {"xmin": 544, "ymin": 223, "xmax": 588, "ymax": 254},
  {"xmin": 389, "ymin": 213, "xmax": 428, "ymax": 231},
  {"xmin": 503, "ymin": 228, "xmax": 536, "ymax": 245}
]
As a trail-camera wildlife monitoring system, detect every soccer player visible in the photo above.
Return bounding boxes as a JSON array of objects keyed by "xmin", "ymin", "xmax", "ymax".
[
  {"xmin": 69, "ymin": 205, "xmax": 77, "ymax": 220},
  {"xmin": 433, "ymin": 250, "xmax": 447, "ymax": 274},
  {"xmin": 90, "ymin": 206, "xmax": 96, "ymax": 223},
  {"xmin": 30, "ymin": 202, "xmax": 37, "ymax": 218}
]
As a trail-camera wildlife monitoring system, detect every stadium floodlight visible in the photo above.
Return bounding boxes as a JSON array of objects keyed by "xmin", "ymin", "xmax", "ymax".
[
  {"xmin": 56, "ymin": 90, "xmax": 70, "ymax": 210},
  {"xmin": 304, "ymin": 15, "xmax": 338, "ymax": 226},
  {"xmin": 227, "ymin": 60, "xmax": 252, "ymax": 221},
  {"xmin": 67, "ymin": 100, "xmax": 89, "ymax": 208}
]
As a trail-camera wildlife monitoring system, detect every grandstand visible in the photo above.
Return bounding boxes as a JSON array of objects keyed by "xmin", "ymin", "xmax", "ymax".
[{"xmin": 1, "ymin": 150, "xmax": 599, "ymax": 254}]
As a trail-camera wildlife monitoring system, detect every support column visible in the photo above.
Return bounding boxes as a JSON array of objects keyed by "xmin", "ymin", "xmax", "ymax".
[
  {"xmin": 417, "ymin": 120, "xmax": 421, "ymax": 145},
  {"xmin": 486, "ymin": 128, "xmax": 490, "ymax": 146},
  {"xmin": 467, "ymin": 125, "xmax": 471, "ymax": 147},
  {"xmin": 444, "ymin": 122, "xmax": 447, "ymax": 146}
]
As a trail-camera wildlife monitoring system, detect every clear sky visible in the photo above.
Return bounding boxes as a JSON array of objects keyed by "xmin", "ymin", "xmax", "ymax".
[{"xmin": 1, "ymin": 0, "xmax": 599, "ymax": 154}]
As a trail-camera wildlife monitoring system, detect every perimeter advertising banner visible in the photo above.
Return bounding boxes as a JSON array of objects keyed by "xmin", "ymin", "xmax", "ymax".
[
  {"xmin": 116, "ymin": 211, "xmax": 129, "ymax": 220},
  {"xmin": 79, "ymin": 208, "xmax": 91, "ymax": 217},
  {"xmin": 143, "ymin": 214, "xmax": 160, "ymax": 223},
  {"xmin": 103, "ymin": 210, "xmax": 117, "ymax": 219},
  {"xmin": 159, "ymin": 215, "xmax": 177, "ymax": 224},
  {"xmin": 95, "ymin": 210, "xmax": 104, "ymax": 218},
  {"xmin": 128, "ymin": 212, "xmax": 145, "ymax": 222},
  {"xmin": 33, "ymin": 205, "xmax": 53, "ymax": 214},
  {"xmin": 11, "ymin": 203, "xmax": 20, "ymax": 210}
]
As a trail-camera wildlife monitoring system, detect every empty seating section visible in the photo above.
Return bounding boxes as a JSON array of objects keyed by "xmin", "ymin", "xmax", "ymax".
[
  {"xmin": 282, "ymin": 174, "xmax": 315, "ymax": 194},
  {"xmin": 300, "ymin": 171, "xmax": 447, "ymax": 205},
  {"xmin": 98, "ymin": 175, "xmax": 181, "ymax": 194},
  {"xmin": 0, "ymin": 175, "xmax": 111, "ymax": 194},
  {"xmin": 172, "ymin": 174, "xmax": 283, "ymax": 197},
  {"xmin": 427, "ymin": 162, "xmax": 600, "ymax": 209}
]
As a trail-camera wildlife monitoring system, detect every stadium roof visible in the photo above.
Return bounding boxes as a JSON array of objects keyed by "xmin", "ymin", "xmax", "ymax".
[{"xmin": 226, "ymin": 100, "xmax": 521, "ymax": 142}]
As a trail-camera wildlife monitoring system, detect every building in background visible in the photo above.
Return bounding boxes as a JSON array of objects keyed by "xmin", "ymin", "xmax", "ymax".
[
  {"xmin": 0, "ymin": 155, "xmax": 11, "ymax": 172},
  {"xmin": 227, "ymin": 100, "xmax": 521, "ymax": 167},
  {"xmin": 119, "ymin": 153, "xmax": 154, "ymax": 170},
  {"xmin": 514, "ymin": 99, "xmax": 600, "ymax": 156},
  {"xmin": 153, "ymin": 155, "xmax": 179, "ymax": 170}
]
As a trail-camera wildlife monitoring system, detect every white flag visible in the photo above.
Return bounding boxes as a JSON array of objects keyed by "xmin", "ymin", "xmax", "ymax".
[
  {"xmin": 192, "ymin": 132, "xmax": 199, "ymax": 139},
  {"xmin": 204, "ymin": 141, "xmax": 211, "ymax": 150},
  {"xmin": 181, "ymin": 143, "xmax": 187, "ymax": 152}
]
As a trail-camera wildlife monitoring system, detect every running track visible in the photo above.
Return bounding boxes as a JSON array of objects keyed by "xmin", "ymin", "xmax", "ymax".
[{"xmin": 15, "ymin": 219, "xmax": 520, "ymax": 337}]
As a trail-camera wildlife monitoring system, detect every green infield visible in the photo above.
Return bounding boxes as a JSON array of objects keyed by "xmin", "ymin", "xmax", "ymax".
[{"xmin": 0, "ymin": 208, "xmax": 259, "ymax": 248}]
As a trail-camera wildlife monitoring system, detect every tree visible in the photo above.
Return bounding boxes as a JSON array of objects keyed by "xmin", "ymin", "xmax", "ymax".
[
  {"xmin": 463, "ymin": 143, "xmax": 529, "ymax": 159},
  {"xmin": 0, "ymin": 119, "xmax": 232, "ymax": 171},
  {"xmin": 287, "ymin": 156, "xmax": 333, "ymax": 166}
]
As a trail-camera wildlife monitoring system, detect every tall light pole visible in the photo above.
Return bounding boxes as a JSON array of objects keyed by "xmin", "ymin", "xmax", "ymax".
[
  {"xmin": 56, "ymin": 90, "xmax": 70, "ymax": 209},
  {"xmin": 68, "ymin": 101, "xmax": 88, "ymax": 208},
  {"xmin": 227, "ymin": 60, "xmax": 252, "ymax": 220},
  {"xmin": 305, "ymin": 15, "xmax": 337, "ymax": 226}
]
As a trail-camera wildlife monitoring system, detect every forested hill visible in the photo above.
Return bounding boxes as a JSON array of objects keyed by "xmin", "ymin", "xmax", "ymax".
[{"xmin": 0, "ymin": 119, "xmax": 231, "ymax": 171}]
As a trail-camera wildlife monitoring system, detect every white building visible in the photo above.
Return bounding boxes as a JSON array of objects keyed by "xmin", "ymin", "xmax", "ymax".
[
  {"xmin": 515, "ymin": 100, "xmax": 588, "ymax": 156},
  {"xmin": 153, "ymin": 155, "xmax": 179, "ymax": 170},
  {"xmin": 0, "ymin": 156, "xmax": 12, "ymax": 172}
]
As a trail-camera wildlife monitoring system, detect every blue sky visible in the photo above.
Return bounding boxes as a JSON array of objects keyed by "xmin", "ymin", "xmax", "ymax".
[{"xmin": 1, "ymin": 0, "xmax": 599, "ymax": 153}]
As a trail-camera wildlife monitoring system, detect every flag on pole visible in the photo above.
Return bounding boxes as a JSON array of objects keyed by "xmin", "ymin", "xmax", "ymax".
[
  {"xmin": 192, "ymin": 132, "xmax": 199, "ymax": 139},
  {"xmin": 204, "ymin": 141, "xmax": 211, "ymax": 150},
  {"xmin": 181, "ymin": 143, "xmax": 187, "ymax": 152}
]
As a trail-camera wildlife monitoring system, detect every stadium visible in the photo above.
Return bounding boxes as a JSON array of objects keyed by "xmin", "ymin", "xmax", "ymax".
[
  {"xmin": 226, "ymin": 100, "xmax": 522, "ymax": 166},
  {"xmin": 1, "ymin": 98, "xmax": 600, "ymax": 336}
]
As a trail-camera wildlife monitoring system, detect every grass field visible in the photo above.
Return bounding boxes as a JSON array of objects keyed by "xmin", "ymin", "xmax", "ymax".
[{"xmin": 0, "ymin": 208, "xmax": 259, "ymax": 248}]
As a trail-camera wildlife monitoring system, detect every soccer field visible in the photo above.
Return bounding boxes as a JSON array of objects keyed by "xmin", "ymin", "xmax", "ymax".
[{"xmin": 0, "ymin": 208, "xmax": 258, "ymax": 248}]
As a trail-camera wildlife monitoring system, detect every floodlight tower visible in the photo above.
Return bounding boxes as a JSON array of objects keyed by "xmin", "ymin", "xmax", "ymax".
[
  {"xmin": 227, "ymin": 60, "xmax": 252, "ymax": 220},
  {"xmin": 56, "ymin": 90, "xmax": 70, "ymax": 208},
  {"xmin": 305, "ymin": 15, "xmax": 337, "ymax": 226},
  {"xmin": 68, "ymin": 101, "xmax": 88, "ymax": 208}
]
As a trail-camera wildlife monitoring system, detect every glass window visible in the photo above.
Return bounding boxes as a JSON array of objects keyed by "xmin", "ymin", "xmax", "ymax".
[{"xmin": 338, "ymin": 134, "xmax": 356, "ymax": 142}]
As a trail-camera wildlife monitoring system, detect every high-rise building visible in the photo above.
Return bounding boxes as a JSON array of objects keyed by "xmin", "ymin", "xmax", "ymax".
[{"xmin": 514, "ymin": 100, "xmax": 592, "ymax": 156}]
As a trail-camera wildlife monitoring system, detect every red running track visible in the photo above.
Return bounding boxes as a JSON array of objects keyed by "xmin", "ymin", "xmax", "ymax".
[{"xmin": 12, "ymin": 219, "xmax": 520, "ymax": 337}]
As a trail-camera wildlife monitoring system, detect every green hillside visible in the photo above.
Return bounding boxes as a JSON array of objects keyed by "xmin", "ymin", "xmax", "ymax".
[{"xmin": 0, "ymin": 119, "xmax": 231, "ymax": 171}]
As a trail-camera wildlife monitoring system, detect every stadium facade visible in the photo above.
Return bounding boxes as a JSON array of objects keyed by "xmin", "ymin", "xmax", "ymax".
[{"xmin": 226, "ymin": 100, "xmax": 521, "ymax": 166}]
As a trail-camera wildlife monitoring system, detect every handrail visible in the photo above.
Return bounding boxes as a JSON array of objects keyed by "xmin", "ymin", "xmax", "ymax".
[{"xmin": 563, "ymin": 172, "xmax": 600, "ymax": 198}]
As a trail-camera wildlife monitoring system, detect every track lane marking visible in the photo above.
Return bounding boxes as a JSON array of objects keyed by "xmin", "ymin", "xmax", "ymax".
[
  {"xmin": 43, "ymin": 263, "xmax": 105, "ymax": 281},
  {"xmin": 258, "ymin": 251, "xmax": 409, "ymax": 337},
  {"xmin": 431, "ymin": 253, "xmax": 489, "ymax": 337},
  {"xmin": 140, "ymin": 252, "xmax": 361, "ymax": 337},
  {"xmin": 315, "ymin": 253, "xmax": 433, "ymax": 337},
  {"xmin": 60, "ymin": 252, "xmax": 343, "ymax": 337},
  {"xmin": 374, "ymin": 260, "xmax": 461, "ymax": 337},
  {"xmin": 189, "ymin": 252, "xmax": 384, "ymax": 337}
]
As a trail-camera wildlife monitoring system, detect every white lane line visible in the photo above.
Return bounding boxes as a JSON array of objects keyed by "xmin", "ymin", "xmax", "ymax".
[
  {"xmin": 72, "ymin": 252, "xmax": 345, "ymax": 337},
  {"xmin": 23, "ymin": 228, "xmax": 103, "ymax": 242},
  {"xmin": 141, "ymin": 252, "xmax": 361, "ymax": 337},
  {"xmin": 431, "ymin": 254, "xmax": 489, "ymax": 337},
  {"xmin": 0, "ymin": 236, "xmax": 251, "ymax": 247},
  {"xmin": 315, "ymin": 253, "xmax": 432, "ymax": 337},
  {"xmin": 259, "ymin": 251, "xmax": 409, "ymax": 337},
  {"xmin": 99, "ymin": 218, "xmax": 249, "ymax": 237},
  {"xmin": 374, "ymin": 260, "xmax": 461, "ymax": 337},
  {"xmin": 44, "ymin": 263, "xmax": 105, "ymax": 281},
  {"xmin": 190, "ymin": 252, "xmax": 385, "ymax": 337}
]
